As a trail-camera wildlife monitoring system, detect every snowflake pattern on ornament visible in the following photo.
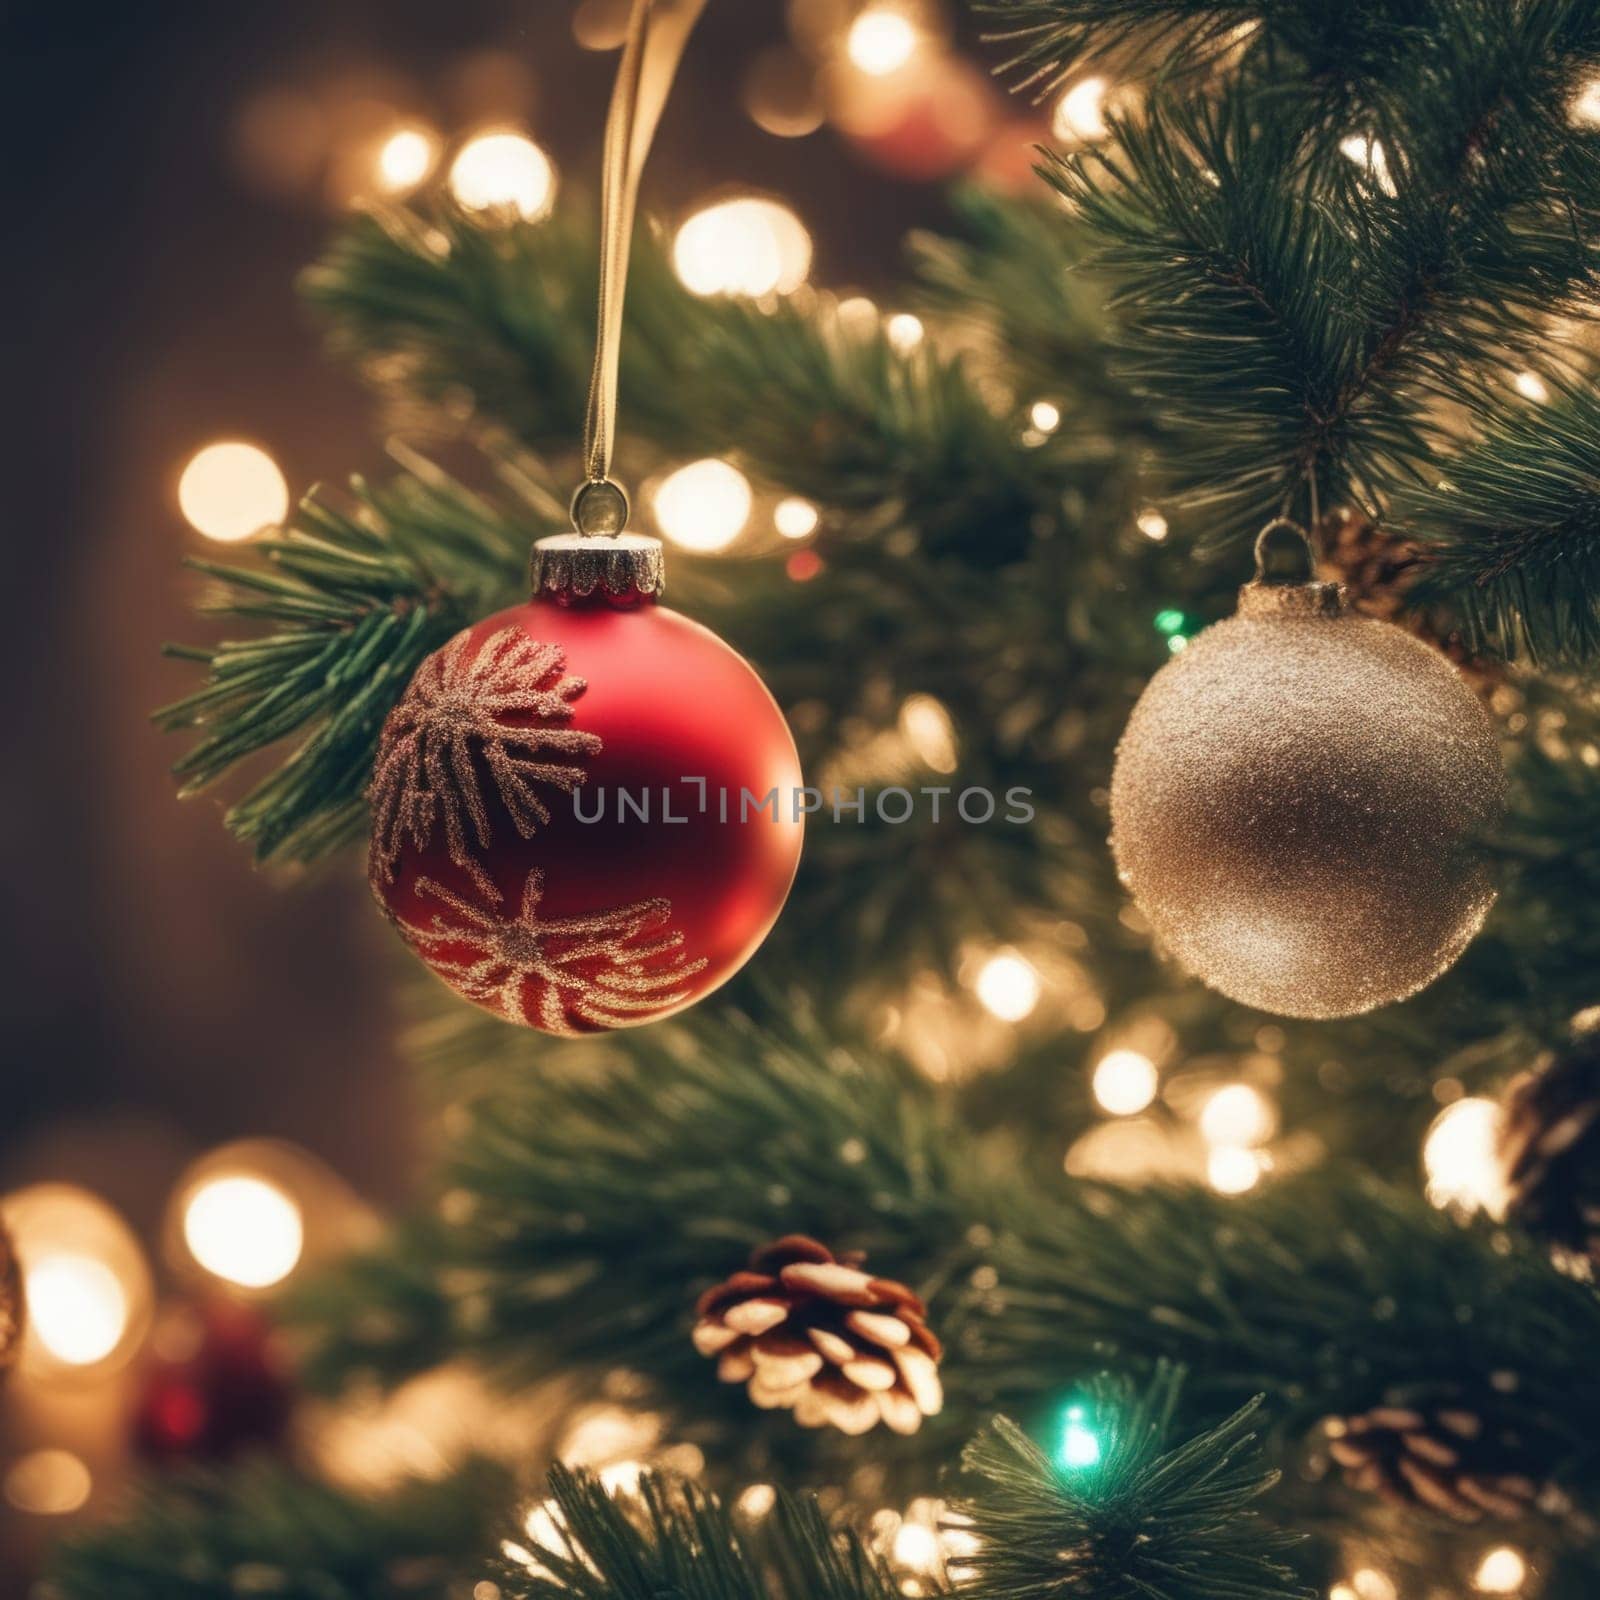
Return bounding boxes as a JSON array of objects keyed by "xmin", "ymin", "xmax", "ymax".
[
  {"xmin": 368, "ymin": 626, "xmax": 603, "ymax": 901},
  {"xmin": 396, "ymin": 869, "xmax": 709, "ymax": 1035}
]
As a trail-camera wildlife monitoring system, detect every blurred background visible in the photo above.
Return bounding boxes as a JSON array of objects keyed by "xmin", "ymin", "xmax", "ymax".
[{"xmin": 0, "ymin": 0, "xmax": 1056, "ymax": 1588}]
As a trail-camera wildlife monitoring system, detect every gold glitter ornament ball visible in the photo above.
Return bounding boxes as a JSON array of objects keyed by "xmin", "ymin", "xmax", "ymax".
[{"xmin": 1110, "ymin": 555, "xmax": 1503, "ymax": 1019}]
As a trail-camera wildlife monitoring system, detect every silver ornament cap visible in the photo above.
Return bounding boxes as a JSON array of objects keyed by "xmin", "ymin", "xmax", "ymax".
[
  {"xmin": 1109, "ymin": 519, "xmax": 1504, "ymax": 1019},
  {"xmin": 531, "ymin": 478, "xmax": 665, "ymax": 600}
]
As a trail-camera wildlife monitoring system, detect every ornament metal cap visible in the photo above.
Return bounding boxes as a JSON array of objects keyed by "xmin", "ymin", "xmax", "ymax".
[
  {"xmin": 1237, "ymin": 517, "xmax": 1345, "ymax": 619},
  {"xmin": 532, "ymin": 532, "xmax": 666, "ymax": 600}
]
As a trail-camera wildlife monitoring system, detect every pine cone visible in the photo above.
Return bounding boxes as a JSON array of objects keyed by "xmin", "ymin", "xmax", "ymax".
[
  {"xmin": 692, "ymin": 1235, "xmax": 943, "ymax": 1436},
  {"xmin": 1326, "ymin": 1402, "xmax": 1538, "ymax": 1522},
  {"xmin": 1499, "ymin": 1031, "xmax": 1600, "ymax": 1272},
  {"xmin": 1320, "ymin": 511, "xmax": 1496, "ymax": 687}
]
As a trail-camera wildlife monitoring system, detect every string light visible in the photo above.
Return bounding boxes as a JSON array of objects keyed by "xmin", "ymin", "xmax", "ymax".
[
  {"xmin": 774, "ymin": 496, "xmax": 820, "ymax": 539},
  {"xmin": 1053, "ymin": 78, "xmax": 1109, "ymax": 142},
  {"xmin": 1474, "ymin": 1547, "xmax": 1527, "ymax": 1593},
  {"xmin": 374, "ymin": 125, "xmax": 439, "ymax": 195},
  {"xmin": 1136, "ymin": 507, "xmax": 1168, "ymax": 541},
  {"xmin": 886, "ymin": 312, "xmax": 925, "ymax": 352},
  {"xmin": 1029, "ymin": 400, "xmax": 1062, "ymax": 434},
  {"xmin": 1207, "ymin": 1145, "xmax": 1263, "ymax": 1194},
  {"xmin": 974, "ymin": 951, "xmax": 1042, "ymax": 1021},
  {"xmin": 1058, "ymin": 1404, "xmax": 1103, "ymax": 1469},
  {"xmin": 1571, "ymin": 77, "xmax": 1600, "ymax": 127},
  {"xmin": 3, "ymin": 1184, "xmax": 152, "ymax": 1377},
  {"xmin": 846, "ymin": 8, "xmax": 920, "ymax": 77},
  {"xmin": 1423, "ymin": 1097, "xmax": 1506, "ymax": 1214},
  {"xmin": 4, "ymin": 1450, "xmax": 93, "ymax": 1516},
  {"xmin": 1512, "ymin": 370, "xmax": 1550, "ymax": 403},
  {"xmin": 1339, "ymin": 134, "xmax": 1397, "ymax": 196},
  {"xmin": 178, "ymin": 442, "xmax": 290, "ymax": 543},
  {"xmin": 653, "ymin": 459, "xmax": 753, "ymax": 551},
  {"xmin": 182, "ymin": 1173, "xmax": 305, "ymax": 1289},
  {"xmin": 1092, "ymin": 1049, "xmax": 1159, "ymax": 1115},
  {"xmin": 673, "ymin": 197, "xmax": 812, "ymax": 298},
  {"xmin": 449, "ymin": 131, "xmax": 556, "ymax": 220},
  {"xmin": 1350, "ymin": 1571, "xmax": 1397, "ymax": 1600},
  {"xmin": 1199, "ymin": 1083, "xmax": 1277, "ymax": 1147},
  {"xmin": 898, "ymin": 693, "xmax": 958, "ymax": 773}
]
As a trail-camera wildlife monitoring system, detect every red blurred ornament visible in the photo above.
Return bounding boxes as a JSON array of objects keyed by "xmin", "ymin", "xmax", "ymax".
[
  {"xmin": 133, "ymin": 1300, "xmax": 295, "ymax": 1462},
  {"xmin": 368, "ymin": 531, "xmax": 804, "ymax": 1034}
]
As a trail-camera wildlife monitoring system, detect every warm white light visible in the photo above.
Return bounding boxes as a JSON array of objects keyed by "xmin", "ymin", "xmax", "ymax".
[
  {"xmin": 1092, "ymin": 1049, "xmax": 1159, "ymax": 1116},
  {"xmin": 183, "ymin": 1174, "xmax": 305, "ymax": 1289},
  {"xmin": 899, "ymin": 694, "xmax": 958, "ymax": 773},
  {"xmin": 1029, "ymin": 400, "xmax": 1062, "ymax": 433},
  {"xmin": 1351, "ymin": 1571, "xmax": 1397, "ymax": 1600},
  {"xmin": 892, "ymin": 1520, "xmax": 942, "ymax": 1574},
  {"xmin": 375, "ymin": 126, "xmax": 439, "ymax": 194},
  {"xmin": 672, "ymin": 198, "xmax": 812, "ymax": 298},
  {"xmin": 1207, "ymin": 1145, "xmax": 1262, "ymax": 1195},
  {"xmin": 774, "ymin": 496, "xmax": 820, "ymax": 539},
  {"xmin": 4, "ymin": 1450, "xmax": 93, "ymax": 1516},
  {"xmin": 1199, "ymin": 1084, "xmax": 1277, "ymax": 1148},
  {"xmin": 178, "ymin": 442, "xmax": 290, "ymax": 543},
  {"xmin": 1513, "ymin": 370, "xmax": 1550, "ymax": 403},
  {"xmin": 27, "ymin": 1255, "xmax": 130, "ymax": 1367},
  {"xmin": 886, "ymin": 312, "xmax": 925, "ymax": 352},
  {"xmin": 1572, "ymin": 77, "xmax": 1600, "ymax": 127},
  {"xmin": 1137, "ymin": 507, "xmax": 1168, "ymax": 541},
  {"xmin": 653, "ymin": 459, "xmax": 753, "ymax": 551},
  {"xmin": 1474, "ymin": 1547, "xmax": 1527, "ymax": 1594},
  {"xmin": 1423, "ymin": 1097, "xmax": 1506, "ymax": 1214},
  {"xmin": 1053, "ymin": 77, "xmax": 1109, "ymax": 143},
  {"xmin": 975, "ymin": 951, "xmax": 1041, "ymax": 1022},
  {"xmin": 1339, "ymin": 134, "xmax": 1396, "ymax": 196},
  {"xmin": 449, "ymin": 132, "xmax": 556, "ymax": 220},
  {"xmin": 847, "ymin": 9, "xmax": 919, "ymax": 76}
]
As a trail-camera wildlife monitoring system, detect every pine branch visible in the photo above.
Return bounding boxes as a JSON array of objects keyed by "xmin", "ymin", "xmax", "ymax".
[
  {"xmin": 957, "ymin": 1368, "xmax": 1306, "ymax": 1600},
  {"xmin": 287, "ymin": 1000, "xmax": 1600, "ymax": 1540},
  {"xmin": 45, "ymin": 1457, "xmax": 514, "ymax": 1600},
  {"xmin": 498, "ymin": 1464, "xmax": 901, "ymax": 1600},
  {"xmin": 1398, "ymin": 377, "xmax": 1600, "ymax": 663},
  {"xmin": 155, "ymin": 457, "xmax": 536, "ymax": 864}
]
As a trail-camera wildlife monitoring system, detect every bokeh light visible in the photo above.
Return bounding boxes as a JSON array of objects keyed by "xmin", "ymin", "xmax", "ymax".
[
  {"xmin": 653, "ymin": 459, "xmax": 753, "ymax": 551},
  {"xmin": 1474, "ymin": 1547, "xmax": 1527, "ymax": 1594},
  {"xmin": 1423, "ymin": 1097, "xmax": 1506, "ymax": 1214},
  {"xmin": 1206, "ymin": 1145, "xmax": 1263, "ymax": 1195},
  {"xmin": 182, "ymin": 1173, "xmax": 305, "ymax": 1289},
  {"xmin": 974, "ymin": 951, "xmax": 1042, "ymax": 1022},
  {"xmin": 846, "ymin": 8, "xmax": 920, "ymax": 76},
  {"xmin": 899, "ymin": 693, "xmax": 958, "ymax": 773},
  {"xmin": 449, "ymin": 131, "xmax": 556, "ymax": 220},
  {"xmin": 1029, "ymin": 400, "xmax": 1062, "ymax": 434},
  {"xmin": 886, "ymin": 312, "xmax": 925, "ymax": 352},
  {"xmin": 3, "ymin": 1450, "xmax": 93, "ymax": 1516},
  {"xmin": 774, "ymin": 496, "xmax": 820, "ymax": 539},
  {"xmin": 1199, "ymin": 1083, "xmax": 1277, "ymax": 1147},
  {"xmin": 1513, "ymin": 370, "xmax": 1550, "ymax": 403},
  {"xmin": 178, "ymin": 441, "xmax": 290, "ymax": 543},
  {"xmin": 1092, "ymin": 1049, "xmax": 1159, "ymax": 1116},
  {"xmin": 2, "ymin": 1183, "xmax": 153, "ymax": 1378},
  {"xmin": 1053, "ymin": 78, "xmax": 1109, "ymax": 142},
  {"xmin": 1137, "ymin": 507, "xmax": 1169, "ymax": 541},
  {"xmin": 374, "ymin": 124, "xmax": 439, "ymax": 195},
  {"xmin": 672, "ymin": 197, "xmax": 812, "ymax": 298},
  {"xmin": 1339, "ymin": 133, "xmax": 1397, "ymax": 195}
]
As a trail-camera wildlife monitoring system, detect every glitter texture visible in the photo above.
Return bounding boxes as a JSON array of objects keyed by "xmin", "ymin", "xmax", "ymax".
[
  {"xmin": 395, "ymin": 868, "xmax": 707, "ymax": 1036},
  {"xmin": 1110, "ymin": 583, "xmax": 1503, "ymax": 1018},
  {"xmin": 368, "ymin": 626, "xmax": 603, "ymax": 902}
]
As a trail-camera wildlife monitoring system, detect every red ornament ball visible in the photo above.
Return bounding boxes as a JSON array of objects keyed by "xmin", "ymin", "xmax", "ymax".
[{"xmin": 368, "ymin": 562, "xmax": 803, "ymax": 1035}]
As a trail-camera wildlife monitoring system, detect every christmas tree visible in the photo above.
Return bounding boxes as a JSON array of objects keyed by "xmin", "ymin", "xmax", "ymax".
[{"xmin": 25, "ymin": 0, "xmax": 1600, "ymax": 1596}]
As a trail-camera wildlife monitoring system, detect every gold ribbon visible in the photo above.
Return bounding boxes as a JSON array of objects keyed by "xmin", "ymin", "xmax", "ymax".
[{"xmin": 577, "ymin": 0, "xmax": 709, "ymax": 532}]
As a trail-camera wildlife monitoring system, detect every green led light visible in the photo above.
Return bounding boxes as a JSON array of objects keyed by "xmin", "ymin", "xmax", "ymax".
[
  {"xmin": 1058, "ymin": 1405, "xmax": 1103, "ymax": 1470},
  {"xmin": 1153, "ymin": 608, "xmax": 1186, "ymax": 636}
]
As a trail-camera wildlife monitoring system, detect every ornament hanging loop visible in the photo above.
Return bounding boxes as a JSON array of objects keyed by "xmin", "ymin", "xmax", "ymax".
[
  {"xmin": 576, "ymin": 0, "xmax": 709, "ymax": 533},
  {"xmin": 1252, "ymin": 517, "xmax": 1317, "ymax": 585}
]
